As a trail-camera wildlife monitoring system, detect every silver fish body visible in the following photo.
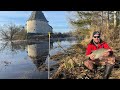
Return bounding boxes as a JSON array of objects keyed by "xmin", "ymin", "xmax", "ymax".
[{"xmin": 92, "ymin": 48, "xmax": 108, "ymax": 59}]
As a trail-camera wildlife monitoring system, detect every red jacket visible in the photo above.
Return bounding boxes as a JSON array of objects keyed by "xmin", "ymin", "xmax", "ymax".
[{"xmin": 86, "ymin": 41, "xmax": 112, "ymax": 56}]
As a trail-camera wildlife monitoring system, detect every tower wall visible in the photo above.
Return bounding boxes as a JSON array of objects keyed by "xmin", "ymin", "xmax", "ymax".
[
  {"xmin": 27, "ymin": 41, "xmax": 49, "ymax": 58},
  {"xmin": 27, "ymin": 20, "xmax": 52, "ymax": 35}
]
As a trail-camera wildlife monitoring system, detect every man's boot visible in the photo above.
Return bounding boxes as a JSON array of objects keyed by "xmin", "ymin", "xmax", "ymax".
[
  {"xmin": 93, "ymin": 64, "xmax": 98, "ymax": 74},
  {"xmin": 103, "ymin": 64, "xmax": 114, "ymax": 79},
  {"xmin": 91, "ymin": 64, "xmax": 98, "ymax": 78}
]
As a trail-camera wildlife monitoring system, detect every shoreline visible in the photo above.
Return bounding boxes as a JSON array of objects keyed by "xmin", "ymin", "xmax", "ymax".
[
  {"xmin": 2, "ymin": 37, "xmax": 77, "ymax": 44},
  {"xmin": 50, "ymin": 43, "xmax": 120, "ymax": 79}
]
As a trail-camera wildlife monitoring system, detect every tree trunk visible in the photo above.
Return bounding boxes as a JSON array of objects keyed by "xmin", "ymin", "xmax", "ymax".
[
  {"xmin": 107, "ymin": 11, "xmax": 109, "ymax": 29},
  {"xmin": 100, "ymin": 11, "xmax": 104, "ymax": 33},
  {"xmin": 116, "ymin": 11, "xmax": 119, "ymax": 27},
  {"xmin": 113, "ymin": 11, "xmax": 117, "ymax": 28}
]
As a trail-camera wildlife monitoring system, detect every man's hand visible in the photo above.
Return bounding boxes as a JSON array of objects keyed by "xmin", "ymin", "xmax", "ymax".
[
  {"xmin": 103, "ymin": 49, "xmax": 111, "ymax": 57},
  {"xmin": 89, "ymin": 53, "xmax": 95, "ymax": 60}
]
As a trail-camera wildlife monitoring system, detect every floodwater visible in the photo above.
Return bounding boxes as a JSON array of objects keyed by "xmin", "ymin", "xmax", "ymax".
[{"xmin": 0, "ymin": 38, "xmax": 77, "ymax": 79}]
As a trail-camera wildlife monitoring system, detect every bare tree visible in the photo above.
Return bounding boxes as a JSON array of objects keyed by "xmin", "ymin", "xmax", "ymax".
[
  {"xmin": 0, "ymin": 23, "xmax": 23, "ymax": 41},
  {"xmin": 107, "ymin": 11, "xmax": 110, "ymax": 29}
]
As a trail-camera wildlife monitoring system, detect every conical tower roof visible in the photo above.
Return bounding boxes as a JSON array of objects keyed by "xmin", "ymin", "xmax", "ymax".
[{"xmin": 28, "ymin": 11, "xmax": 48, "ymax": 22}]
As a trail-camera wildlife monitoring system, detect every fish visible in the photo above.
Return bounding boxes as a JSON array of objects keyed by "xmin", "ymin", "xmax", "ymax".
[{"xmin": 91, "ymin": 48, "xmax": 109, "ymax": 59}]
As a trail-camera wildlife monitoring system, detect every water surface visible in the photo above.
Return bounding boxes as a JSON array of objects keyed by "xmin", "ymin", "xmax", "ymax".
[{"xmin": 0, "ymin": 39, "xmax": 77, "ymax": 79}]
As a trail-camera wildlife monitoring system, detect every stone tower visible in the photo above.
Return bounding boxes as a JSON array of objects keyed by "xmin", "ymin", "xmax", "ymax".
[{"xmin": 26, "ymin": 11, "xmax": 53, "ymax": 35}]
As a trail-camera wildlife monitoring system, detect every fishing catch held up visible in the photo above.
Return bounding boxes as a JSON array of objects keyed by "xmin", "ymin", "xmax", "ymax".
[{"xmin": 91, "ymin": 48, "xmax": 113, "ymax": 59}]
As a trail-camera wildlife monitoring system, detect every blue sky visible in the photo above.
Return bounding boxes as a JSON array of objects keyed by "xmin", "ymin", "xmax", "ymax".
[{"xmin": 0, "ymin": 11, "xmax": 73, "ymax": 33}]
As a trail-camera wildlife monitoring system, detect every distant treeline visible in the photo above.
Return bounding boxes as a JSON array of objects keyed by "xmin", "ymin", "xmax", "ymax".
[
  {"xmin": 27, "ymin": 32, "xmax": 72, "ymax": 40},
  {"xmin": 0, "ymin": 23, "xmax": 73, "ymax": 41},
  {"xmin": 51, "ymin": 32, "xmax": 72, "ymax": 38}
]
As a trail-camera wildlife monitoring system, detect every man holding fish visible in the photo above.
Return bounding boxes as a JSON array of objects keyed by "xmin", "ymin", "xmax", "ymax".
[{"xmin": 84, "ymin": 31, "xmax": 115, "ymax": 79}]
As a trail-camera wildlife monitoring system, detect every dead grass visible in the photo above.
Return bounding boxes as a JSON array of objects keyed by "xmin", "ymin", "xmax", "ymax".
[
  {"xmin": 50, "ymin": 42, "xmax": 120, "ymax": 79},
  {"xmin": 50, "ymin": 25, "xmax": 120, "ymax": 79}
]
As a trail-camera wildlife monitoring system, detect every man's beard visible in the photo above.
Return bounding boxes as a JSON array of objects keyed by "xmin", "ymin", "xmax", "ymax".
[
  {"xmin": 95, "ymin": 42, "xmax": 99, "ymax": 44},
  {"xmin": 93, "ymin": 40, "xmax": 99, "ymax": 44}
]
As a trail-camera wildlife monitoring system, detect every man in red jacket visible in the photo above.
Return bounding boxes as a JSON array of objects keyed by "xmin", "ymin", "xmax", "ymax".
[{"xmin": 84, "ymin": 31, "xmax": 115, "ymax": 79}]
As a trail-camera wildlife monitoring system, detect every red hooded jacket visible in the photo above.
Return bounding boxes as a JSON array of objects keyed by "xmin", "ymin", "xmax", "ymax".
[{"xmin": 86, "ymin": 41, "xmax": 112, "ymax": 56}]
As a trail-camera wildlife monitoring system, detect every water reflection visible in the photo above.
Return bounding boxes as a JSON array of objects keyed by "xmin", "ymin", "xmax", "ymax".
[
  {"xmin": 0, "ymin": 38, "xmax": 76, "ymax": 79},
  {"xmin": 0, "ymin": 41, "xmax": 53, "ymax": 79},
  {"xmin": 0, "ymin": 41, "xmax": 26, "ymax": 54},
  {"xmin": 27, "ymin": 41, "xmax": 53, "ymax": 68},
  {"xmin": 0, "ymin": 41, "xmax": 53, "ymax": 69}
]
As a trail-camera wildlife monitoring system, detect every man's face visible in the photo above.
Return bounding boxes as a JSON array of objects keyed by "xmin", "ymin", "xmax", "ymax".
[{"xmin": 92, "ymin": 34, "xmax": 100, "ymax": 43}]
